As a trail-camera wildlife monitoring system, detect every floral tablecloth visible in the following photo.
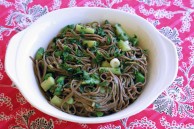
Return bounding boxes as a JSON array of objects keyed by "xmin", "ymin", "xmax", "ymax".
[{"xmin": 0, "ymin": 0, "xmax": 194, "ymax": 129}]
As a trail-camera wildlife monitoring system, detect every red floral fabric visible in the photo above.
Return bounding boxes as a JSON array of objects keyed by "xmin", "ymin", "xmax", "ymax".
[{"xmin": 1, "ymin": 0, "xmax": 194, "ymax": 128}]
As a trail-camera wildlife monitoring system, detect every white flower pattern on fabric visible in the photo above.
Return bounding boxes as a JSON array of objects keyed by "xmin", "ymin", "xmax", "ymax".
[
  {"xmin": 117, "ymin": 4, "xmax": 136, "ymax": 14},
  {"xmin": 121, "ymin": 117, "xmax": 157, "ymax": 129},
  {"xmin": 16, "ymin": 93, "xmax": 27, "ymax": 105},
  {"xmin": 160, "ymin": 116, "xmax": 194, "ymax": 129},
  {"xmin": 153, "ymin": 77, "xmax": 194, "ymax": 118},
  {"xmin": 50, "ymin": 0, "xmax": 62, "ymax": 10},
  {"xmin": 0, "ymin": 93, "xmax": 13, "ymax": 111},
  {"xmin": 138, "ymin": 0, "xmax": 171, "ymax": 6},
  {"xmin": 0, "ymin": 0, "xmax": 48, "ymax": 40},
  {"xmin": 84, "ymin": 0, "xmax": 122, "ymax": 8},
  {"xmin": 159, "ymin": 26, "xmax": 183, "ymax": 60},
  {"xmin": 68, "ymin": 0, "xmax": 77, "ymax": 7},
  {"xmin": 0, "ymin": 59, "xmax": 3, "ymax": 80},
  {"xmin": 97, "ymin": 124, "xmax": 121, "ymax": 129},
  {"xmin": 0, "ymin": 112, "xmax": 13, "ymax": 121},
  {"xmin": 139, "ymin": 1, "xmax": 194, "ymax": 33},
  {"xmin": 0, "ymin": 0, "xmax": 13, "ymax": 7},
  {"xmin": 9, "ymin": 108, "xmax": 54, "ymax": 129}
]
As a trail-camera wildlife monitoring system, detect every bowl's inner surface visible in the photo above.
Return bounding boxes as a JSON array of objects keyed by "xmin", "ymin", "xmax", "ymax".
[{"xmin": 15, "ymin": 8, "xmax": 167, "ymax": 123}]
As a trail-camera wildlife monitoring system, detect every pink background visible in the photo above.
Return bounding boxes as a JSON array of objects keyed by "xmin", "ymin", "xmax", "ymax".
[{"xmin": 0, "ymin": 0, "xmax": 194, "ymax": 128}]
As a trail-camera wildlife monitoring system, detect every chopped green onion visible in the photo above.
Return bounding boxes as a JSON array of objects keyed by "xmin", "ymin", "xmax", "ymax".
[
  {"xmin": 83, "ymin": 40, "xmax": 97, "ymax": 48},
  {"xmin": 117, "ymin": 40, "xmax": 131, "ymax": 51},
  {"xmin": 44, "ymin": 73, "xmax": 53, "ymax": 80},
  {"xmin": 50, "ymin": 95, "xmax": 63, "ymax": 107},
  {"xmin": 76, "ymin": 24, "xmax": 95, "ymax": 34},
  {"xmin": 67, "ymin": 97, "xmax": 74, "ymax": 104},
  {"xmin": 54, "ymin": 76, "xmax": 65, "ymax": 95},
  {"xmin": 114, "ymin": 24, "xmax": 129, "ymax": 41},
  {"xmin": 135, "ymin": 72, "xmax": 145, "ymax": 83},
  {"xmin": 96, "ymin": 111, "xmax": 104, "ymax": 117},
  {"xmin": 101, "ymin": 61, "xmax": 111, "ymax": 67},
  {"xmin": 92, "ymin": 102, "xmax": 95, "ymax": 107},
  {"xmin": 41, "ymin": 76, "xmax": 55, "ymax": 91},
  {"xmin": 99, "ymin": 67, "xmax": 121, "ymax": 75},
  {"xmin": 110, "ymin": 58, "xmax": 120, "ymax": 68},
  {"xmin": 35, "ymin": 47, "xmax": 44, "ymax": 60}
]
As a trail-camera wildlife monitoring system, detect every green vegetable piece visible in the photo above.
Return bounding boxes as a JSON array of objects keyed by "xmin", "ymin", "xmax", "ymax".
[
  {"xmin": 54, "ymin": 51, "xmax": 62, "ymax": 57},
  {"xmin": 35, "ymin": 47, "xmax": 44, "ymax": 60},
  {"xmin": 114, "ymin": 24, "xmax": 129, "ymax": 41},
  {"xmin": 93, "ymin": 51, "xmax": 104, "ymax": 64},
  {"xmin": 101, "ymin": 61, "xmax": 111, "ymax": 67},
  {"xmin": 117, "ymin": 40, "xmax": 131, "ymax": 51},
  {"xmin": 56, "ymin": 76, "xmax": 65, "ymax": 85},
  {"xmin": 99, "ymin": 67, "xmax": 121, "ymax": 75},
  {"xmin": 99, "ymin": 81, "xmax": 109, "ymax": 87},
  {"xmin": 130, "ymin": 35, "xmax": 139, "ymax": 46},
  {"xmin": 135, "ymin": 72, "xmax": 145, "ymax": 83},
  {"xmin": 41, "ymin": 76, "xmax": 55, "ymax": 91},
  {"xmin": 67, "ymin": 97, "xmax": 74, "ymax": 104},
  {"xmin": 76, "ymin": 24, "xmax": 95, "ymax": 34},
  {"xmin": 81, "ymin": 78, "xmax": 100, "ymax": 85},
  {"xmin": 50, "ymin": 95, "xmax": 63, "ymax": 107},
  {"xmin": 54, "ymin": 76, "xmax": 65, "ymax": 96},
  {"xmin": 100, "ymin": 87, "xmax": 106, "ymax": 94},
  {"xmin": 44, "ymin": 73, "xmax": 53, "ymax": 80},
  {"xmin": 61, "ymin": 24, "xmax": 75, "ymax": 34},
  {"xmin": 83, "ymin": 40, "xmax": 97, "ymax": 48},
  {"xmin": 83, "ymin": 71, "xmax": 90, "ymax": 80},
  {"xmin": 95, "ymin": 103, "xmax": 100, "ymax": 108},
  {"xmin": 105, "ymin": 20, "xmax": 110, "ymax": 24},
  {"xmin": 82, "ymin": 73, "xmax": 100, "ymax": 85},
  {"xmin": 95, "ymin": 27, "xmax": 106, "ymax": 37},
  {"xmin": 96, "ymin": 111, "xmax": 104, "ymax": 117}
]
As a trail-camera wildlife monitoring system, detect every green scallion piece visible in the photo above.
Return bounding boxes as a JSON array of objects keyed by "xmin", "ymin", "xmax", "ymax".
[
  {"xmin": 96, "ymin": 111, "xmax": 104, "ymax": 117},
  {"xmin": 35, "ymin": 47, "xmax": 44, "ymax": 60},
  {"xmin": 67, "ymin": 97, "xmax": 74, "ymax": 104}
]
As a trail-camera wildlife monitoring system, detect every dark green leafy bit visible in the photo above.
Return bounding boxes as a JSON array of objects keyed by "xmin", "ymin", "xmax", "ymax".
[
  {"xmin": 35, "ymin": 47, "xmax": 44, "ymax": 60},
  {"xmin": 99, "ymin": 81, "xmax": 109, "ymax": 87},
  {"xmin": 95, "ymin": 27, "xmax": 106, "ymax": 37},
  {"xmin": 61, "ymin": 24, "xmax": 75, "ymax": 35},
  {"xmin": 63, "ymin": 45, "xmax": 71, "ymax": 52},
  {"xmin": 114, "ymin": 47, "xmax": 125, "ymax": 57},
  {"xmin": 104, "ymin": 20, "xmax": 110, "ymax": 24},
  {"xmin": 62, "ymin": 52, "xmax": 74, "ymax": 62},
  {"xmin": 130, "ymin": 35, "xmax": 139, "ymax": 46},
  {"xmin": 54, "ymin": 51, "xmax": 62, "ymax": 57},
  {"xmin": 96, "ymin": 111, "xmax": 104, "ymax": 117},
  {"xmin": 106, "ymin": 36, "xmax": 111, "ymax": 45},
  {"xmin": 135, "ymin": 71, "xmax": 145, "ymax": 83},
  {"xmin": 92, "ymin": 50, "xmax": 104, "ymax": 64},
  {"xmin": 54, "ymin": 76, "xmax": 65, "ymax": 95},
  {"xmin": 82, "ymin": 72, "xmax": 100, "ymax": 85},
  {"xmin": 75, "ymin": 49, "xmax": 84, "ymax": 57}
]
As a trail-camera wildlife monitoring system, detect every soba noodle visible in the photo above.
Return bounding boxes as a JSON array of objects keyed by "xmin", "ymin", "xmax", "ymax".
[{"xmin": 31, "ymin": 20, "xmax": 148, "ymax": 117}]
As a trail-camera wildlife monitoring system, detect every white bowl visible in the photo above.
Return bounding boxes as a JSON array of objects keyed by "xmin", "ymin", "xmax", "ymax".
[{"xmin": 5, "ymin": 7, "xmax": 178, "ymax": 123}]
